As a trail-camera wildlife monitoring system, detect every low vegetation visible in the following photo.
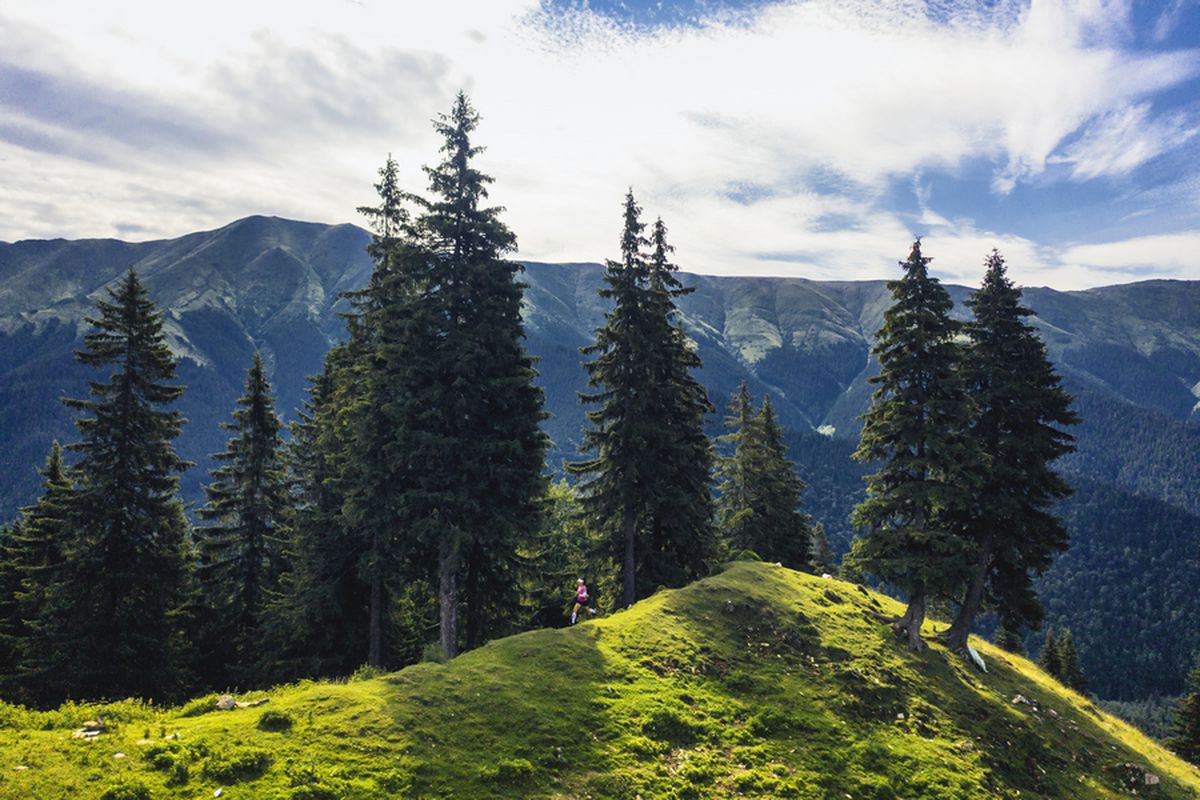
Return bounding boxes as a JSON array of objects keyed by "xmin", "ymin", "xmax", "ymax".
[{"xmin": 0, "ymin": 562, "xmax": 1194, "ymax": 799}]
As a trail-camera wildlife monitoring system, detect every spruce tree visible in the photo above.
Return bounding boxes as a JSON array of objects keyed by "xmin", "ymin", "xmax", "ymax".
[
  {"xmin": 571, "ymin": 194, "xmax": 714, "ymax": 606},
  {"xmin": 271, "ymin": 353, "xmax": 369, "ymax": 679},
  {"xmin": 848, "ymin": 240, "xmax": 981, "ymax": 650},
  {"xmin": 717, "ymin": 385, "xmax": 811, "ymax": 568},
  {"xmin": 1038, "ymin": 628, "xmax": 1063, "ymax": 678},
  {"xmin": 34, "ymin": 270, "xmax": 190, "ymax": 703},
  {"xmin": 809, "ymin": 522, "xmax": 832, "ymax": 575},
  {"xmin": 942, "ymin": 250, "xmax": 1077, "ymax": 651},
  {"xmin": 640, "ymin": 217, "xmax": 717, "ymax": 588},
  {"xmin": 994, "ymin": 617, "xmax": 1025, "ymax": 656},
  {"xmin": 1058, "ymin": 629, "xmax": 1087, "ymax": 693},
  {"xmin": 196, "ymin": 354, "xmax": 287, "ymax": 685},
  {"xmin": 1171, "ymin": 655, "xmax": 1200, "ymax": 765},
  {"xmin": 0, "ymin": 443, "xmax": 73, "ymax": 701}
]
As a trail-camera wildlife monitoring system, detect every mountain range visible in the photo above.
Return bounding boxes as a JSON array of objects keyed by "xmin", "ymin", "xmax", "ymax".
[{"xmin": 1, "ymin": 215, "xmax": 1197, "ymax": 700}]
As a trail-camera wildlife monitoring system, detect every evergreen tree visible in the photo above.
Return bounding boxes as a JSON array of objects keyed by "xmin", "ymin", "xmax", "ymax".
[
  {"xmin": 1038, "ymin": 627, "xmax": 1063, "ymax": 678},
  {"xmin": 1171, "ymin": 655, "xmax": 1200, "ymax": 765},
  {"xmin": 942, "ymin": 250, "xmax": 1077, "ymax": 651},
  {"xmin": 1058, "ymin": 628, "xmax": 1087, "ymax": 693},
  {"xmin": 716, "ymin": 385, "xmax": 811, "ymax": 568},
  {"xmin": 848, "ymin": 240, "xmax": 982, "ymax": 650},
  {"xmin": 570, "ymin": 194, "xmax": 714, "ymax": 606},
  {"xmin": 271, "ymin": 353, "xmax": 369, "ymax": 679},
  {"xmin": 994, "ymin": 617, "xmax": 1025, "ymax": 656},
  {"xmin": 31, "ymin": 271, "xmax": 190, "ymax": 703},
  {"xmin": 640, "ymin": 217, "xmax": 717, "ymax": 588},
  {"xmin": 809, "ymin": 522, "xmax": 832, "ymax": 575},
  {"xmin": 196, "ymin": 354, "xmax": 287, "ymax": 685},
  {"xmin": 0, "ymin": 443, "xmax": 73, "ymax": 700}
]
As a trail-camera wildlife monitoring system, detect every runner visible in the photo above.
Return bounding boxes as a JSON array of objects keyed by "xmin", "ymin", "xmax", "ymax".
[{"xmin": 571, "ymin": 578, "xmax": 595, "ymax": 624}]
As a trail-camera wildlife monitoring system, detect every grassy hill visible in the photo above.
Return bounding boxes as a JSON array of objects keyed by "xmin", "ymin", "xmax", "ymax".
[{"xmin": 0, "ymin": 562, "xmax": 1195, "ymax": 799}]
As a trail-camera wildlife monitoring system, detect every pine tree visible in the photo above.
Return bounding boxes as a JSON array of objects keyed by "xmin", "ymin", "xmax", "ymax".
[
  {"xmin": 271, "ymin": 353, "xmax": 370, "ymax": 679},
  {"xmin": 849, "ymin": 240, "xmax": 982, "ymax": 650},
  {"xmin": 570, "ymin": 194, "xmax": 714, "ymax": 606},
  {"xmin": 0, "ymin": 443, "xmax": 73, "ymax": 701},
  {"xmin": 809, "ymin": 522, "xmax": 832, "ymax": 575},
  {"xmin": 1171, "ymin": 655, "xmax": 1200, "ymax": 765},
  {"xmin": 32, "ymin": 270, "xmax": 191, "ymax": 703},
  {"xmin": 640, "ymin": 217, "xmax": 717, "ymax": 589},
  {"xmin": 717, "ymin": 385, "xmax": 811, "ymax": 568},
  {"xmin": 1038, "ymin": 628, "xmax": 1063, "ymax": 678},
  {"xmin": 942, "ymin": 250, "xmax": 1077, "ymax": 651},
  {"xmin": 1058, "ymin": 629, "xmax": 1087, "ymax": 693},
  {"xmin": 196, "ymin": 354, "xmax": 287, "ymax": 685},
  {"xmin": 995, "ymin": 620, "xmax": 1025, "ymax": 656}
]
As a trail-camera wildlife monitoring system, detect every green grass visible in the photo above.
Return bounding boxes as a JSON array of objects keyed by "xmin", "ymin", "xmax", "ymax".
[{"xmin": 0, "ymin": 561, "xmax": 1196, "ymax": 799}]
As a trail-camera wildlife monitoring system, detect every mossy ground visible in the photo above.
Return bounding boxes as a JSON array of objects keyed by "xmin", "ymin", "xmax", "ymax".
[{"xmin": 0, "ymin": 561, "xmax": 1196, "ymax": 799}]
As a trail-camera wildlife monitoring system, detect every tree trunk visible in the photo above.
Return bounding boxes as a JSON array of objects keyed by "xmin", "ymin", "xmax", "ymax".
[
  {"xmin": 465, "ymin": 544, "xmax": 480, "ymax": 652},
  {"xmin": 943, "ymin": 541, "xmax": 992, "ymax": 652},
  {"xmin": 622, "ymin": 495, "xmax": 636, "ymax": 608},
  {"xmin": 367, "ymin": 529, "xmax": 382, "ymax": 668},
  {"xmin": 439, "ymin": 537, "xmax": 459, "ymax": 659},
  {"xmin": 892, "ymin": 581, "xmax": 927, "ymax": 651}
]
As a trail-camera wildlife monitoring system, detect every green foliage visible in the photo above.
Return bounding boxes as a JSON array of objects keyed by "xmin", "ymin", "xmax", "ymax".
[
  {"xmin": 98, "ymin": 781, "xmax": 152, "ymax": 800},
  {"xmin": 196, "ymin": 352, "xmax": 288, "ymax": 687},
  {"xmin": 850, "ymin": 240, "xmax": 982, "ymax": 645},
  {"xmin": 0, "ymin": 563, "xmax": 1195, "ymax": 798},
  {"xmin": 257, "ymin": 709, "xmax": 294, "ymax": 732},
  {"xmin": 1171, "ymin": 656, "xmax": 1200, "ymax": 765},
  {"xmin": 944, "ymin": 250, "xmax": 1077, "ymax": 649},
  {"xmin": 716, "ymin": 384, "xmax": 813, "ymax": 569},
  {"xmin": 24, "ymin": 270, "xmax": 191, "ymax": 706},
  {"xmin": 569, "ymin": 193, "xmax": 716, "ymax": 607}
]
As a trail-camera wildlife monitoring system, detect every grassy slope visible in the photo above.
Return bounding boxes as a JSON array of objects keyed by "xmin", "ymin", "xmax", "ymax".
[{"xmin": 0, "ymin": 562, "xmax": 1196, "ymax": 800}]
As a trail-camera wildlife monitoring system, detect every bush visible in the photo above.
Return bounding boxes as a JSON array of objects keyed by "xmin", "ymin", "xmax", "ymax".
[
  {"xmin": 479, "ymin": 757, "xmax": 535, "ymax": 785},
  {"xmin": 202, "ymin": 747, "xmax": 272, "ymax": 783},
  {"xmin": 98, "ymin": 782, "xmax": 152, "ymax": 800},
  {"xmin": 257, "ymin": 709, "xmax": 294, "ymax": 732},
  {"xmin": 350, "ymin": 663, "xmax": 384, "ymax": 682},
  {"xmin": 421, "ymin": 643, "xmax": 448, "ymax": 664},
  {"xmin": 177, "ymin": 694, "xmax": 221, "ymax": 718}
]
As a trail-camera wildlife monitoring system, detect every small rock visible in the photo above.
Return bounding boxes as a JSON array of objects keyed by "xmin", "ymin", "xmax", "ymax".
[
  {"xmin": 235, "ymin": 698, "xmax": 268, "ymax": 709},
  {"xmin": 1047, "ymin": 709, "xmax": 1060, "ymax": 720},
  {"xmin": 1012, "ymin": 694, "xmax": 1029, "ymax": 705},
  {"xmin": 215, "ymin": 789, "xmax": 224, "ymax": 798},
  {"xmin": 215, "ymin": 695, "xmax": 237, "ymax": 711},
  {"xmin": 1144, "ymin": 773, "xmax": 1160, "ymax": 786},
  {"xmin": 82, "ymin": 720, "xmax": 104, "ymax": 732},
  {"xmin": 113, "ymin": 752, "xmax": 126, "ymax": 759},
  {"xmin": 134, "ymin": 739, "xmax": 154, "ymax": 746},
  {"xmin": 896, "ymin": 712, "xmax": 906, "ymax": 720},
  {"xmin": 821, "ymin": 573, "xmax": 833, "ymax": 579},
  {"xmin": 14, "ymin": 765, "xmax": 28, "ymax": 771}
]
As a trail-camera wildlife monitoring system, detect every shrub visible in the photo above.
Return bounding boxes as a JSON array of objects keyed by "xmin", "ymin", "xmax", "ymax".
[
  {"xmin": 257, "ymin": 709, "xmax": 294, "ymax": 732},
  {"xmin": 202, "ymin": 747, "xmax": 272, "ymax": 783},
  {"xmin": 98, "ymin": 781, "xmax": 152, "ymax": 800},
  {"xmin": 479, "ymin": 758, "xmax": 535, "ymax": 785}
]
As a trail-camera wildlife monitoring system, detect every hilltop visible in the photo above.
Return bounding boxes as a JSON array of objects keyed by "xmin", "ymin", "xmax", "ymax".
[{"xmin": 0, "ymin": 561, "xmax": 1194, "ymax": 799}]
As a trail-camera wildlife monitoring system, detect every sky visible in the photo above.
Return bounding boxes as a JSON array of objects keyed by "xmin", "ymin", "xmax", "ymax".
[{"xmin": 1, "ymin": 0, "xmax": 1199, "ymax": 289}]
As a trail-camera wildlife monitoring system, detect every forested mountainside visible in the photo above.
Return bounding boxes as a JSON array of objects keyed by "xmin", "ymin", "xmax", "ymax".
[
  {"xmin": 1, "ymin": 216, "xmax": 1197, "ymax": 699},
  {"xmin": 0, "ymin": 563, "xmax": 1196, "ymax": 800}
]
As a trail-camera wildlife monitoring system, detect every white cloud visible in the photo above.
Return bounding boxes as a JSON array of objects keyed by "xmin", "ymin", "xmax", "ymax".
[{"xmin": 0, "ymin": 0, "xmax": 1198, "ymax": 290}]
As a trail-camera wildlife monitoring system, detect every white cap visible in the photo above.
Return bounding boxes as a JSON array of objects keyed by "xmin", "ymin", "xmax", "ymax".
[{"xmin": 577, "ymin": 578, "xmax": 584, "ymax": 583}]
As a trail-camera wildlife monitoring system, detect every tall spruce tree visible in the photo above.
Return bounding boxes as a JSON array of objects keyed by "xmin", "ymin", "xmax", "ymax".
[
  {"xmin": 942, "ymin": 250, "xmax": 1077, "ymax": 651},
  {"xmin": 716, "ymin": 385, "xmax": 812, "ymax": 568},
  {"xmin": 196, "ymin": 353, "xmax": 287, "ymax": 685},
  {"xmin": 349, "ymin": 94, "xmax": 546, "ymax": 659},
  {"xmin": 1171, "ymin": 655, "xmax": 1200, "ymax": 765},
  {"xmin": 1038, "ymin": 627, "xmax": 1063, "ymax": 678},
  {"xmin": 272, "ymin": 352, "xmax": 370, "ymax": 679},
  {"xmin": 849, "ymin": 240, "xmax": 982, "ymax": 650},
  {"xmin": 34, "ymin": 270, "xmax": 190, "ymax": 703},
  {"xmin": 640, "ymin": 217, "xmax": 716, "ymax": 588},
  {"xmin": 571, "ymin": 194, "xmax": 714, "ymax": 606},
  {"xmin": 0, "ymin": 443, "xmax": 73, "ymax": 701}
]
